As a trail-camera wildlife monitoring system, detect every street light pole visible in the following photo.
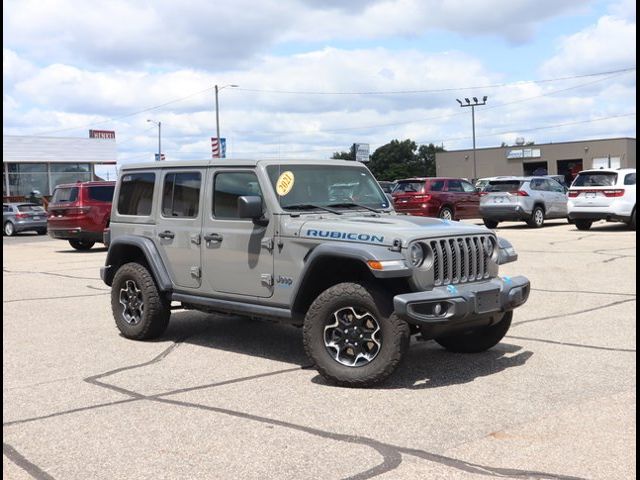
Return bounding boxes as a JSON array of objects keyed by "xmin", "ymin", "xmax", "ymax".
[
  {"xmin": 147, "ymin": 119, "xmax": 162, "ymax": 161},
  {"xmin": 456, "ymin": 96, "xmax": 487, "ymax": 180},
  {"xmin": 214, "ymin": 84, "xmax": 238, "ymax": 158}
]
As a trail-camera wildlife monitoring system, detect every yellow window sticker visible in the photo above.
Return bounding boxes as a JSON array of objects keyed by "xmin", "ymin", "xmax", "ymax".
[{"xmin": 276, "ymin": 171, "xmax": 295, "ymax": 196}]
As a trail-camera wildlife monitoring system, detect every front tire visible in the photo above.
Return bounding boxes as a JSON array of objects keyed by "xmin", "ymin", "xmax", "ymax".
[
  {"xmin": 575, "ymin": 220, "xmax": 592, "ymax": 231},
  {"xmin": 527, "ymin": 206, "xmax": 545, "ymax": 228},
  {"xmin": 69, "ymin": 239, "xmax": 95, "ymax": 250},
  {"xmin": 483, "ymin": 219, "xmax": 499, "ymax": 229},
  {"xmin": 111, "ymin": 262, "xmax": 170, "ymax": 340},
  {"xmin": 303, "ymin": 282, "xmax": 410, "ymax": 387},
  {"xmin": 435, "ymin": 311, "xmax": 512, "ymax": 353},
  {"xmin": 4, "ymin": 222, "xmax": 15, "ymax": 236}
]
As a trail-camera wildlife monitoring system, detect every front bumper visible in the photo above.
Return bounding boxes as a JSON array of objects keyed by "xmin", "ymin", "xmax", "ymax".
[{"xmin": 394, "ymin": 276, "xmax": 530, "ymax": 336}]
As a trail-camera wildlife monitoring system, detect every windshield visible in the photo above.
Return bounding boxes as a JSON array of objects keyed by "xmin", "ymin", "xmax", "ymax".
[
  {"xmin": 266, "ymin": 164, "xmax": 389, "ymax": 211},
  {"xmin": 573, "ymin": 172, "xmax": 618, "ymax": 187}
]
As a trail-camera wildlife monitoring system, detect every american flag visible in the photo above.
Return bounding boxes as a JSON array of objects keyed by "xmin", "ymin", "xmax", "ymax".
[
  {"xmin": 211, "ymin": 137, "xmax": 227, "ymax": 158},
  {"xmin": 154, "ymin": 153, "xmax": 166, "ymax": 161}
]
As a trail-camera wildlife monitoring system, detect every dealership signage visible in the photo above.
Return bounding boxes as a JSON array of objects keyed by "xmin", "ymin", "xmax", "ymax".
[
  {"xmin": 355, "ymin": 143, "xmax": 370, "ymax": 162},
  {"xmin": 506, "ymin": 148, "xmax": 541, "ymax": 159},
  {"xmin": 89, "ymin": 130, "xmax": 116, "ymax": 139}
]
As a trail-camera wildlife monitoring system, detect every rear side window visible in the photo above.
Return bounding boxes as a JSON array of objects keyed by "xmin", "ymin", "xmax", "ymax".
[
  {"xmin": 394, "ymin": 181, "xmax": 424, "ymax": 193},
  {"xmin": 88, "ymin": 185, "xmax": 115, "ymax": 202},
  {"xmin": 214, "ymin": 172, "xmax": 262, "ymax": 219},
  {"xmin": 624, "ymin": 173, "xmax": 636, "ymax": 185},
  {"xmin": 428, "ymin": 180, "xmax": 445, "ymax": 192},
  {"xmin": 3, "ymin": 205, "xmax": 11, "ymax": 213},
  {"xmin": 447, "ymin": 180, "xmax": 464, "ymax": 192},
  {"xmin": 51, "ymin": 187, "xmax": 79, "ymax": 203},
  {"xmin": 117, "ymin": 173, "xmax": 156, "ymax": 216},
  {"xmin": 486, "ymin": 181, "xmax": 523, "ymax": 192},
  {"xmin": 573, "ymin": 172, "xmax": 618, "ymax": 187},
  {"xmin": 162, "ymin": 172, "xmax": 201, "ymax": 218}
]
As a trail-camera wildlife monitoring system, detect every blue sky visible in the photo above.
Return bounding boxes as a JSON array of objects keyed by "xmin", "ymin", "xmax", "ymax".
[{"xmin": 3, "ymin": 0, "xmax": 636, "ymax": 177}]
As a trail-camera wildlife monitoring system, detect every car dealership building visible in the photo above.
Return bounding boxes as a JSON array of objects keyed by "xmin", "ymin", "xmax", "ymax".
[
  {"xmin": 3, "ymin": 133, "xmax": 117, "ymax": 198},
  {"xmin": 436, "ymin": 137, "xmax": 636, "ymax": 183}
]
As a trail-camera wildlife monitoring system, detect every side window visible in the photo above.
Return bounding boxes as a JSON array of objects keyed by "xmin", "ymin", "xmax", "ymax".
[
  {"xmin": 447, "ymin": 180, "xmax": 464, "ymax": 192},
  {"xmin": 3, "ymin": 205, "xmax": 10, "ymax": 213},
  {"xmin": 547, "ymin": 179, "xmax": 564, "ymax": 193},
  {"xmin": 625, "ymin": 173, "xmax": 636, "ymax": 185},
  {"xmin": 88, "ymin": 185, "xmax": 115, "ymax": 202},
  {"xmin": 530, "ymin": 179, "xmax": 543, "ymax": 191},
  {"xmin": 461, "ymin": 181, "xmax": 476, "ymax": 193},
  {"xmin": 213, "ymin": 172, "xmax": 262, "ymax": 219},
  {"xmin": 117, "ymin": 172, "xmax": 156, "ymax": 216},
  {"xmin": 429, "ymin": 180, "xmax": 445, "ymax": 192},
  {"xmin": 162, "ymin": 172, "xmax": 201, "ymax": 218}
]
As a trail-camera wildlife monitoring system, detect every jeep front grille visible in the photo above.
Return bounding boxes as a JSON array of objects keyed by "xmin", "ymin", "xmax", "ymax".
[{"xmin": 429, "ymin": 236, "xmax": 493, "ymax": 286}]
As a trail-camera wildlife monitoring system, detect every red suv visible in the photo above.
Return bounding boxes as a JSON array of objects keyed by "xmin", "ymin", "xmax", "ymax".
[
  {"xmin": 47, "ymin": 181, "xmax": 115, "ymax": 250},
  {"xmin": 392, "ymin": 177, "xmax": 481, "ymax": 220}
]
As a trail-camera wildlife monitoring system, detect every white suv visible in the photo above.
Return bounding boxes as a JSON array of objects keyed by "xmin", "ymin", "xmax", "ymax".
[{"xmin": 568, "ymin": 168, "xmax": 636, "ymax": 230}]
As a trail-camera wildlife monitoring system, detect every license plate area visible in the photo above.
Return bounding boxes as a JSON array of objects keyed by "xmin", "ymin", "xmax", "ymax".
[
  {"xmin": 476, "ymin": 289, "xmax": 501, "ymax": 314},
  {"xmin": 586, "ymin": 192, "xmax": 597, "ymax": 198}
]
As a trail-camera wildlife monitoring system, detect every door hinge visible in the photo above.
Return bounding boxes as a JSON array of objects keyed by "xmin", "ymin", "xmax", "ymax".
[
  {"xmin": 190, "ymin": 267, "xmax": 201, "ymax": 279},
  {"xmin": 260, "ymin": 273, "xmax": 274, "ymax": 286},
  {"xmin": 261, "ymin": 237, "xmax": 274, "ymax": 252}
]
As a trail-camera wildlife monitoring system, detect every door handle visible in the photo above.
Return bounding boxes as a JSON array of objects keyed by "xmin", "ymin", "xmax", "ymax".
[
  {"xmin": 158, "ymin": 230, "xmax": 175, "ymax": 239},
  {"xmin": 204, "ymin": 233, "xmax": 223, "ymax": 243}
]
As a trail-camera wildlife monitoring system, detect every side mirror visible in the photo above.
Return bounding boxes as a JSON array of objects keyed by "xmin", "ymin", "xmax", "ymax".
[{"xmin": 237, "ymin": 195, "xmax": 263, "ymax": 220}]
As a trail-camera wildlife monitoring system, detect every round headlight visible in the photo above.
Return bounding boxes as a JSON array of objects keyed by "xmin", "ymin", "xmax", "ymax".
[{"xmin": 409, "ymin": 243, "xmax": 425, "ymax": 267}]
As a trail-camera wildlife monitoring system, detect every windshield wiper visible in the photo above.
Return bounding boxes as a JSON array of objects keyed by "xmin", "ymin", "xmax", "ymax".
[
  {"xmin": 327, "ymin": 202, "xmax": 383, "ymax": 213},
  {"xmin": 284, "ymin": 203, "xmax": 342, "ymax": 214}
]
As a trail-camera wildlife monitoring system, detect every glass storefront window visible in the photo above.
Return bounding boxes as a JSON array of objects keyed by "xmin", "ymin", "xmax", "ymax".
[
  {"xmin": 50, "ymin": 163, "xmax": 92, "ymax": 191},
  {"xmin": 4, "ymin": 163, "xmax": 94, "ymax": 196}
]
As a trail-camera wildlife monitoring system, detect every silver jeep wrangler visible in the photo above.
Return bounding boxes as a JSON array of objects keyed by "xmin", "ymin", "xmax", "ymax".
[{"xmin": 101, "ymin": 159, "xmax": 530, "ymax": 387}]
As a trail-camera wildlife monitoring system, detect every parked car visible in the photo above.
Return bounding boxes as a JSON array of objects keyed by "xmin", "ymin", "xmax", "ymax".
[
  {"xmin": 101, "ymin": 158, "xmax": 529, "ymax": 387},
  {"xmin": 480, "ymin": 177, "xmax": 568, "ymax": 229},
  {"xmin": 378, "ymin": 180, "xmax": 396, "ymax": 194},
  {"xmin": 3, "ymin": 203, "xmax": 48, "ymax": 236},
  {"xmin": 47, "ymin": 181, "xmax": 116, "ymax": 250},
  {"xmin": 567, "ymin": 168, "xmax": 636, "ymax": 230},
  {"xmin": 392, "ymin": 177, "xmax": 481, "ymax": 220}
]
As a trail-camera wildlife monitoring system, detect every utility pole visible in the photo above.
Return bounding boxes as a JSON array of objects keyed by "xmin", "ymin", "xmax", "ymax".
[
  {"xmin": 456, "ymin": 96, "xmax": 487, "ymax": 180},
  {"xmin": 147, "ymin": 119, "xmax": 162, "ymax": 161},
  {"xmin": 214, "ymin": 84, "xmax": 238, "ymax": 157}
]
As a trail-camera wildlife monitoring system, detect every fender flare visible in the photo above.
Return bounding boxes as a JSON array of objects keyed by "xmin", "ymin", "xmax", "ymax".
[{"xmin": 102, "ymin": 235, "xmax": 173, "ymax": 291}]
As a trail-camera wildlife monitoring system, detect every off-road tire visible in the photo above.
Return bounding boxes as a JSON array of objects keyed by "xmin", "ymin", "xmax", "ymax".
[
  {"xmin": 69, "ymin": 239, "xmax": 95, "ymax": 250},
  {"xmin": 483, "ymin": 219, "xmax": 499, "ymax": 229},
  {"xmin": 4, "ymin": 222, "xmax": 15, "ymax": 236},
  {"xmin": 439, "ymin": 207, "xmax": 454, "ymax": 221},
  {"xmin": 303, "ymin": 282, "xmax": 410, "ymax": 387},
  {"xmin": 434, "ymin": 311, "xmax": 512, "ymax": 353},
  {"xmin": 575, "ymin": 220, "xmax": 592, "ymax": 231},
  {"xmin": 111, "ymin": 262, "xmax": 170, "ymax": 340}
]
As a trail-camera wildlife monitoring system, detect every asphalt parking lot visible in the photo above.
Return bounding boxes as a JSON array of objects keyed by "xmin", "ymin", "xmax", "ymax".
[{"xmin": 3, "ymin": 220, "xmax": 636, "ymax": 480}]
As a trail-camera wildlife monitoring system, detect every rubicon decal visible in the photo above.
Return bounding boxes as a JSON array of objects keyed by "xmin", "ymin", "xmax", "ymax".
[{"xmin": 305, "ymin": 229, "xmax": 385, "ymax": 243}]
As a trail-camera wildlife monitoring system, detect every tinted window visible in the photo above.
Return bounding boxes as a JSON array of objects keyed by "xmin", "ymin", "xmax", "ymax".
[
  {"xmin": 51, "ymin": 187, "xmax": 79, "ymax": 203},
  {"xmin": 447, "ymin": 180, "xmax": 464, "ymax": 192},
  {"xmin": 162, "ymin": 172, "xmax": 201, "ymax": 218},
  {"xmin": 214, "ymin": 172, "xmax": 262, "ymax": 219},
  {"xmin": 88, "ymin": 185, "xmax": 115, "ymax": 202},
  {"xmin": 624, "ymin": 173, "xmax": 636, "ymax": 185},
  {"xmin": 486, "ymin": 181, "xmax": 524, "ymax": 192},
  {"xmin": 428, "ymin": 180, "xmax": 445, "ymax": 192},
  {"xmin": 573, "ymin": 172, "xmax": 617, "ymax": 187},
  {"xmin": 117, "ymin": 172, "xmax": 155, "ymax": 216},
  {"xmin": 394, "ymin": 181, "xmax": 424, "ymax": 193}
]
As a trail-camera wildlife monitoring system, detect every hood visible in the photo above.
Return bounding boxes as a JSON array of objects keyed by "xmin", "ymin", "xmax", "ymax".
[{"xmin": 287, "ymin": 213, "xmax": 490, "ymax": 248}]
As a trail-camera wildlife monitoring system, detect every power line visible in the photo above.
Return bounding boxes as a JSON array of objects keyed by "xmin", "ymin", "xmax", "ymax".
[{"xmin": 234, "ymin": 67, "xmax": 636, "ymax": 95}]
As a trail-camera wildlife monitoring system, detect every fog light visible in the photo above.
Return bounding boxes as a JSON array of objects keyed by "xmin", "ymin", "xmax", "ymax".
[{"xmin": 433, "ymin": 303, "xmax": 443, "ymax": 316}]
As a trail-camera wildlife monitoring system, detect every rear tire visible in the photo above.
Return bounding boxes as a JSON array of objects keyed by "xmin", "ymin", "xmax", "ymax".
[
  {"xmin": 303, "ymin": 282, "xmax": 410, "ymax": 387},
  {"xmin": 629, "ymin": 209, "xmax": 636, "ymax": 231},
  {"xmin": 439, "ymin": 207, "xmax": 454, "ymax": 221},
  {"xmin": 435, "ymin": 311, "xmax": 512, "ymax": 353},
  {"xmin": 575, "ymin": 220, "xmax": 592, "ymax": 231},
  {"xmin": 483, "ymin": 219, "xmax": 499, "ymax": 229},
  {"xmin": 527, "ymin": 206, "xmax": 545, "ymax": 228},
  {"xmin": 111, "ymin": 262, "xmax": 170, "ymax": 340},
  {"xmin": 4, "ymin": 222, "xmax": 15, "ymax": 236},
  {"xmin": 69, "ymin": 239, "xmax": 95, "ymax": 250},
  {"xmin": 37, "ymin": 228, "xmax": 47, "ymax": 235}
]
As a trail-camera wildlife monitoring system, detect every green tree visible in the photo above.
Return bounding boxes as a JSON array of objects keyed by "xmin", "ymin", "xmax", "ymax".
[
  {"xmin": 331, "ymin": 144, "xmax": 357, "ymax": 161},
  {"xmin": 417, "ymin": 143, "xmax": 444, "ymax": 177},
  {"xmin": 368, "ymin": 139, "xmax": 444, "ymax": 180}
]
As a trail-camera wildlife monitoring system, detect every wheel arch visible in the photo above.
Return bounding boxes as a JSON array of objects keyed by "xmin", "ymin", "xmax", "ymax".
[{"xmin": 103, "ymin": 235, "xmax": 172, "ymax": 291}]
